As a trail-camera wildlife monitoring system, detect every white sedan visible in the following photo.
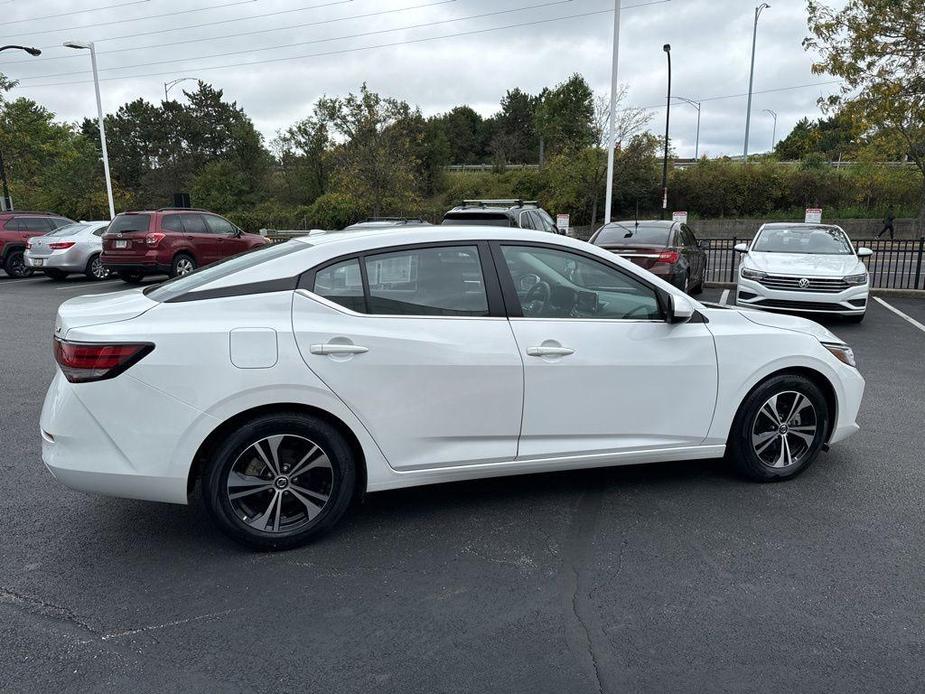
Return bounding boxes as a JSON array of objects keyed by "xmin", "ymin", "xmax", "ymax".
[
  {"xmin": 734, "ymin": 223, "xmax": 873, "ymax": 322},
  {"xmin": 41, "ymin": 227, "xmax": 865, "ymax": 549}
]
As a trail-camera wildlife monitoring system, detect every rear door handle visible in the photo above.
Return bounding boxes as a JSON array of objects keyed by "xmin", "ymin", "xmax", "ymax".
[
  {"xmin": 526, "ymin": 346, "xmax": 574, "ymax": 357},
  {"xmin": 309, "ymin": 344, "xmax": 369, "ymax": 355}
]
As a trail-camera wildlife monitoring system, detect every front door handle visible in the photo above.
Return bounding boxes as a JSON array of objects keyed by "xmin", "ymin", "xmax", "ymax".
[
  {"xmin": 526, "ymin": 346, "xmax": 574, "ymax": 357},
  {"xmin": 309, "ymin": 343, "xmax": 369, "ymax": 355}
]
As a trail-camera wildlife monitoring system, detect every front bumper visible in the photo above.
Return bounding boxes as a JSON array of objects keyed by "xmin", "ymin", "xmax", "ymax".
[
  {"xmin": 829, "ymin": 359, "xmax": 865, "ymax": 445},
  {"xmin": 25, "ymin": 247, "xmax": 91, "ymax": 273},
  {"xmin": 736, "ymin": 276, "xmax": 868, "ymax": 315}
]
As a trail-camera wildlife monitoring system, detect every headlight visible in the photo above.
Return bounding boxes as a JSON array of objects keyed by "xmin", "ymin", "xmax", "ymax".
[
  {"xmin": 740, "ymin": 267, "xmax": 767, "ymax": 281},
  {"xmin": 843, "ymin": 272, "xmax": 868, "ymax": 285},
  {"xmin": 822, "ymin": 342, "xmax": 857, "ymax": 368}
]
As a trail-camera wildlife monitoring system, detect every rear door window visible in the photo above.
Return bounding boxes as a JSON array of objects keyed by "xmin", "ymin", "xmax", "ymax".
[
  {"xmin": 12, "ymin": 217, "xmax": 54, "ymax": 232},
  {"xmin": 180, "ymin": 213, "xmax": 208, "ymax": 234},
  {"xmin": 160, "ymin": 215, "xmax": 185, "ymax": 233}
]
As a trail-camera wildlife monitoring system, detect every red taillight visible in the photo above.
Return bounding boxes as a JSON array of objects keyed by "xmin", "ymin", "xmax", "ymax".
[
  {"xmin": 53, "ymin": 339, "xmax": 154, "ymax": 383},
  {"xmin": 48, "ymin": 241, "xmax": 76, "ymax": 250},
  {"xmin": 145, "ymin": 232, "xmax": 165, "ymax": 247},
  {"xmin": 655, "ymin": 250, "xmax": 681, "ymax": 264}
]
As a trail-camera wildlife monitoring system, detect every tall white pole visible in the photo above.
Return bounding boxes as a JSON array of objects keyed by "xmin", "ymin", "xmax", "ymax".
[
  {"xmin": 603, "ymin": 0, "xmax": 621, "ymax": 225},
  {"xmin": 89, "ymin": 43, "xmax": 115, "ymax": 220},
  {"xmin": 694, "ymin": 103, "xmax": 701, "ymax": 159},
  {"xmin": 744, "ymin": 4, "xmax": 769, "ymax": 163}
]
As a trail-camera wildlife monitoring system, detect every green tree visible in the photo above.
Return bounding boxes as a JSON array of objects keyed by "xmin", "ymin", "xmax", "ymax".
[
  {"xmin": 435, "ymin": 106, "xmax": 488, "ymax": 163},
  {"xmin": 805, "ymin": 0, "xmax": 925, "ymax": 224},
  {"xmin": 534, "ymin": 74, "xmax": 595, "ymax": 161},
  {"xmin": 487, "ymin": 88, "xmax": 539, "ymax": 165}
]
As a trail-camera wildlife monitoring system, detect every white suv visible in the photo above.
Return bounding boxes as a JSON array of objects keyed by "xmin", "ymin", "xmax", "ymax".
[{"xmin": 734, "ymin": 223, "xmax": 873, "ymax": 322}]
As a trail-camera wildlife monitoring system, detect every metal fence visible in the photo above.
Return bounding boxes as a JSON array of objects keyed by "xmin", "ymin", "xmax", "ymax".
[{"xmin": 703, "ymin": 237, "xmax": 925, "ymax": 290}]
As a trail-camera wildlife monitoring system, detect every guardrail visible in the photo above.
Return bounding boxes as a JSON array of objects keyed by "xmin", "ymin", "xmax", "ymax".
[{"xmin": 703, "ymin": 237, "xmax": 925, "ymax": 290}]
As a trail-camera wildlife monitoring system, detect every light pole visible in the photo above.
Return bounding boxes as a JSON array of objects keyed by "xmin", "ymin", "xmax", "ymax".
[
  {"xmin": 763, "ymin": 108, "xmax": 778, "ymax": 152},
  {"xmin": 660, "ymin": 43, "xmax": 671, "ymax": 219},
  {"xmin": 63, "ymin": 41, "xmax": 115, "ymax": 219},
  {"xmin": 743, "ymin": 3, "xmax": 770, "ymax": 163},
  {"xmin": 164, "ymin": 77, "xmax": 198, "ymax": 101},
  {"xmin": 0, "ymin": 44, "xmax": 42, "ymax": 211},
  {"xmin": 603, "ymin": 0, "xmax": 622, "ymax": 225},
  {"xmin": 673, "ymin": 96, "xmax": 702, "ymax": 159}
]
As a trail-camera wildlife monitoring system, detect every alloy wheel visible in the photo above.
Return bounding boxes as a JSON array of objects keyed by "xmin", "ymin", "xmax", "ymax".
[
  {"xmin": 90, "ymin": 256, "xmax": 108, "ymax": 280},
  {"xmin": 226, "ymin": 434, "xmax": 333, "ymax": 534},
  {"xmin": 175, "ymin": 257, "xmax": 195, "ymax": 276},
  {"xmin": 751, "ymin": 391, "xmax": 818, "ymax": 468}
]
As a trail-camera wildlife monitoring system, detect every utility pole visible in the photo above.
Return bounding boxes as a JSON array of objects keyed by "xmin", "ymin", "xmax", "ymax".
[
  {"xmin": 0, "ymin": 44, "xmax": 42, "ymax": 210},
  {"xmin": 764, "ymin": 108, "xmax": 778, "ymax": 152},
  {"xmin": 603, "ymin": 0, "xmax": 622, "ymax": 224},
  {"xmin": 744, "ymin": 3, "xmax": 770, "ymax": 162},
  {"xmin": 660, "ymin": 44, "xmax": 671, "ymax": 219}
]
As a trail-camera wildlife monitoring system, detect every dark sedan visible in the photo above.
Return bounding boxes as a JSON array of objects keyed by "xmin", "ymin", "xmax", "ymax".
[{"xmin": 589, "ymin": 220, "xmax": 707, "ymax": 294}]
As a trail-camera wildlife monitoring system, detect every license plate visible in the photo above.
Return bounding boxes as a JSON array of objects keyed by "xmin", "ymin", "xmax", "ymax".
[
  {"xmin": 114, "ymin": 240, "xmax": 128, "ymax": 249},
  {"xmin": 33, "ymin": 258, "xmax": 44, "ymax": 267}
]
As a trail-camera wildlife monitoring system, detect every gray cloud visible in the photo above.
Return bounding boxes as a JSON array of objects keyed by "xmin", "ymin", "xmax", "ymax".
[{"xmin": 1, "ymin": 0, "xmax": 846, "ymax": 157}]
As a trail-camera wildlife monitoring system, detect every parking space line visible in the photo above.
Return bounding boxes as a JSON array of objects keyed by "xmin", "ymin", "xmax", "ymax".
[
  {"xmin": 719, "ymin": 289, "xmax": 730, "ymax": 305},
  {"xmin": 874, "ymin": 297, "xmax": 925, "ymax": 334}
]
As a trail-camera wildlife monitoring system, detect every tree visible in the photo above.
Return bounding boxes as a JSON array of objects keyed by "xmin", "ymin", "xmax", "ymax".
[
  {"xmin": 534, "ymin": 74, "xmax": 595, "ymax": 161},
  {"xmin": 487, "ymin": 88, "xmax": 539, "ymax": 165},
  {"xmin": 273, "ymin": 113, "xmax": 331, "ymax": 206},
  {"xmin": 435, "ymin": 106, "xmax": 488, "ymax": 163},
  {"xmin": 805, "ymin": 0, "xmax": 925, "ymax": 224}
]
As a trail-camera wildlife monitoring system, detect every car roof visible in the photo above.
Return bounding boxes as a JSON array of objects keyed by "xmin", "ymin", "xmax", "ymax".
[
  {"xmin": 610, "ymin": 220, "xmax": 675, "ymax": 227},
  {"xmin": 759, "ymin": 223, "xmax": 843, "ymax": 231}
]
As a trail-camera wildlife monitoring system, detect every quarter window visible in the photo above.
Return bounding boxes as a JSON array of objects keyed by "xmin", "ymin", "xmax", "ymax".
[
  {"xmin": 312, "ymin": 259, "xmax": 365, "ymax": 313},
  {"xmin": 500, "ymin": 245, "xmax": 662, "ymax": 320},
  {"xmin": 365, "ymin": 246, "xmax": 489, "ymax": 316}
]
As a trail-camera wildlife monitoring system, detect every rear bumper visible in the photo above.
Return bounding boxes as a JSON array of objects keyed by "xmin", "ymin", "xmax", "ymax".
[
  {"xmin": 103, "ymin": 261, "xmax": 172, "ymax": 275},
  {"xmin": 25, "ymin": 247, "xmax": 92, "ymax": 273},
  {"xmin": 102, "ymin": 249, "xmax": 170, "ymax": 275},
  {"xmin": 736, "ymin": 277, "xmax": 868, "ymax": 315}
]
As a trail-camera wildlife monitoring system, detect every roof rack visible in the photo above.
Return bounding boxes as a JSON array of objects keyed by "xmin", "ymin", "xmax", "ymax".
[
  {"xmin": 0, "ymin": 210, "xmax": 59, "ymax": 215},
  {"xmin": 156, "ymin": 207, "xmax": 210, "ymax": 212},
  {"xmin": 362, "ymin": 217, "xmax": 427, "ymax": 223},
  {"xmin": 460, "ymin": 199, "xmax": 537, "ymax": 209}
]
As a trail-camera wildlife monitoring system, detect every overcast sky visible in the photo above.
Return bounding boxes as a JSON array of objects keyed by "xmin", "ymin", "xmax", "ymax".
[{"xmin": 0, "ymin": 0, "xmax": 846, "ymax": 157}]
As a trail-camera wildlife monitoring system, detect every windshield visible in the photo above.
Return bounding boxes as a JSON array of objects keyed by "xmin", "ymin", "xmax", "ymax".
[
  {"xmin": 593, "ymin": 224, "xmax": 671, "ymax": 246},
  {"xmin": 145, "ymin": 241, "xmax": 308, "ymax": 302},
  {"xmin": 753, "ymin": 226, "xmax": 854, "ymax": 255},
  {"xmin": 45, "ymin": 223, "xmax": 91, "ymax": 237}
]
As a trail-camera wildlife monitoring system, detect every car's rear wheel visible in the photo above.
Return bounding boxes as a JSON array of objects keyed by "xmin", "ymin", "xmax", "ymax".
[
  {"xmin": 727, "ymin": 374, "xmax": 829, "ymax": 482},
  {"xmin": 203, "ymin": 412, "xmax": 356, "ymax": 550},
  {"xmin": 118, "ymin": 270, "xmax": 145, "ymax": 284},
  {"xmin": 171, "ymin": 253, "xmax": 196, "ymax": 278},
  {"xmin": 3, "ymin": 250, "xmax": 32, "ymax": 278},
  {"xmin": 85, "ymin": 254, "xmax": 109, "ymax": 280},
  {"xmin": 43, "ymin": 268, "xmax": 69, "ymax": 281}
]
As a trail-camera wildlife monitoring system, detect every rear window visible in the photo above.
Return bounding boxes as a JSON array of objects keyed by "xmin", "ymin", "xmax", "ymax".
[
  {"xmin": 106, "ymin": 214, "xmax": 151, "ymax": 234},
  {"xmin": 442, "ymin": 213, "xmax": 512, "ymax": 227},
  {"xmin": 593, "ymin": 224, "xmax": 672, "ymax": 246},
  {"xmin": 145, "ymin": 241, "xmax": 307, "ymax": 302},
  {"xmin": 45, "ymin": 223, "xmax": 91, "ymax": 237}
]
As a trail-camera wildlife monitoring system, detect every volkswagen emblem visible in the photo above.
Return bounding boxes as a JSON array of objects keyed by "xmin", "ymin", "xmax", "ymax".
[{"xmin": 798, "ymin": 278, "xmax": 810, "ymax": 288}]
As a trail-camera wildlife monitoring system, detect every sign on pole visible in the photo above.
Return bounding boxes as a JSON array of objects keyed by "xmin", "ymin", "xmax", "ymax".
[
  {"xmin": 672, "ymin": 211, "xmax": 688, "ymax": 224},
  {"xmin": 556, "ymin": 213, "xmax": 570, "ymax": 235},
  {"xmin": 805, "ymin": 208, "xmax": 822, "ymax": 224}
]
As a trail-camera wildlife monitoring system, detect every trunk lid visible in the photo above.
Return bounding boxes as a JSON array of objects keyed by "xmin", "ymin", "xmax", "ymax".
[
  {"xmin": 599, "ymin": 244, "xmax": 669, "ymax": 270},
  {"xmin": 55, "ymin": 289, "xmax": 158, "ymax": 338}
]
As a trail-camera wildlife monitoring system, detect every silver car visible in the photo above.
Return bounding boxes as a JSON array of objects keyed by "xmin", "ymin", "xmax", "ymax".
[{"xmin": 25, "ymin": 221, "xmax": 111, "ymax": 280}]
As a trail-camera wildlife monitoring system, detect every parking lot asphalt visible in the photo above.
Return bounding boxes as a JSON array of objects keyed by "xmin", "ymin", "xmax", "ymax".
[{"xmin": 2, "ymin": 274, "xmax": 924, "ymax": 693}]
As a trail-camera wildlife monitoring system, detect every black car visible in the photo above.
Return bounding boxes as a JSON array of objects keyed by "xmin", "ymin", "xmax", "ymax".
[
  {"xmin": 441, "ymin": 200, "xmax": 563, "ymax": 233},
  {"xmin": 589, "ymin": 220, "xmax": 708, "ymax": 295}
]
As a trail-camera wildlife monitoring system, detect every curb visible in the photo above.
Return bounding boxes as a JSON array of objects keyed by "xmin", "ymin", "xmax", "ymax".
[{"xmin": 704, "ymin": 281, "xmax": 925, "ymax": 299}]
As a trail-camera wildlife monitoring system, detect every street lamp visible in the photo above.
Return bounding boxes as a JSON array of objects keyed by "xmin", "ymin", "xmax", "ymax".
[
  {"xmin": 0, "ymin": 44, "xmax": 42, "ymax": 211},
  {"xmin": 673, "ymin": 96, "xmax": 702, "ymax": 160},
  {"xmin": 743, "ymin": 3, "xmax": 770, "ymax": 163},
  {"xmin": 164, "ymin": 77, "xmax": 198, "ymax": 101},
  {"xmin": 763, "ymin": 108, "xmax": 778, "ymax": 152},
  {"xmin": 603, "ymin": 0, "xmax": 622, "ymax": 225},
  {"xmin": 660, "ymin": 43, "xmax": 671, "ymax": 220},
  {"xmin": 63, "ymin": 40, "xmax": 115, "ymax": 219}
]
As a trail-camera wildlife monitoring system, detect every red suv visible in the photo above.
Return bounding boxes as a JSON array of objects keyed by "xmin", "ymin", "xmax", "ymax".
[
  {"xmin": 1, "ymin": 211, "xmax": 75, "ymax": 278},
  {"xmin": 101, "ymin": 208, "xmax": 269, "ymax": 283}
]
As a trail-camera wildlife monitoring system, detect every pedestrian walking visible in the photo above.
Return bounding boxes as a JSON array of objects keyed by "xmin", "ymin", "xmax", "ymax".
[{"xmin": 877, "ymin": 208, "xmax": 895, "ymax": 239}]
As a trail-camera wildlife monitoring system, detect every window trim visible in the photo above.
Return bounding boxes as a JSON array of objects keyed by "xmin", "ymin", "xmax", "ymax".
[
  {"xmin": 299, "ymin": 240, "xmax": 507, "ymax": 318},
  {"xmin": 489, "ymin": 240, "xmax": 669, "ymax": 321}
]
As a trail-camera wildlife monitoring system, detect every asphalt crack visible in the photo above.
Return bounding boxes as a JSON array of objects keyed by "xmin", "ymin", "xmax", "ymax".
[{"xmin": 0, "ymin": 586, "xmax": 98, "ymax": 637}]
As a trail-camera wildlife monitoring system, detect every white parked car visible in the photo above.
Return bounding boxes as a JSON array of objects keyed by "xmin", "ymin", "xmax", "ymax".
[
  {"xmin": 25, "ymin": 221, "xmax": 112, "ymax": 281},
  {"xmin": 734, "ymin": 223, "xmax": 873, "ymax": 322},
  {"xmin": 41, "ymin": 227, "xmax": 865, "ymax": 549}
]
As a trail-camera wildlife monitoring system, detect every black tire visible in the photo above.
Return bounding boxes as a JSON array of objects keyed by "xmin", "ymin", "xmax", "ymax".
[
  {"xmin": 85, "ymin": 253, "xmax": 109, "ymax": 281},
  {"xmin": 691, "ymin": 273, "xmax": 705, "ymax": 295},
  {"xmin": 727, "ymin": 374, "xmax": 829, "ymax": 482},
  {"xmin": 43, "ymin": 268, "xmax": 69, "ymax": 281},
  {"xmin": 170, "ymin": 253, "xmax": 196, "ymax": 278},
  {"xmin": 3, "ymin": 250, "xmax": 32, "ymax": 278},
  {"xmin": 203, "ymin": 412, "xmax": 357, "ymax": 550},
  {"xmin": 118, "ymin": 270, "xmax": 145, "ymax": 284},
  {"xmin": 843, "ymin": 312, "xmax": 865, "ymax": 324}
]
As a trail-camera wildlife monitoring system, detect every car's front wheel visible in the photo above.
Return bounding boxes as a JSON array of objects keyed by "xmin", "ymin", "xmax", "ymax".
[
  {"xmin": 727, "ymin": 374, "xmax": 829, "ymax": 482},
  {"xmin": 203, "ymin": 412, "xmax": 356, "ymax": 550}
]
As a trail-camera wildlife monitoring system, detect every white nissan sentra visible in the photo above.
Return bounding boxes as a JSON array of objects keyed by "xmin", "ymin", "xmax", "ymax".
[
  {"xmin": 41, "ymin": 227, "xmax": 865, "ymax": 549},
  {"xmin": 734, "ymin": 223, "xmax": 873, "ymax": 322}
]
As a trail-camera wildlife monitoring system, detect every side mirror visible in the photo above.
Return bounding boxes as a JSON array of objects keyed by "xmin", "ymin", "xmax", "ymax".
[
  {"xmin": 734, "ymin": 243, "xmax": 749, "ymax": 253},
  {"xmin": 668, "ymin": 292, "xmax": 695, "ymax": 323},
  {"xmin": 857, "ymin": 247, "xmax": 873, "ymax": 257},
  {"xmin": 698, "ymin": 239, "xmax": 711, "ymax": 250}
]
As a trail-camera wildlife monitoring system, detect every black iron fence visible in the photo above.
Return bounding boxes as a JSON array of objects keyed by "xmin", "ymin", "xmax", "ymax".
[{"xmin": 703, "ymin": 237, "xmax": 925, "ymax": 290}]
